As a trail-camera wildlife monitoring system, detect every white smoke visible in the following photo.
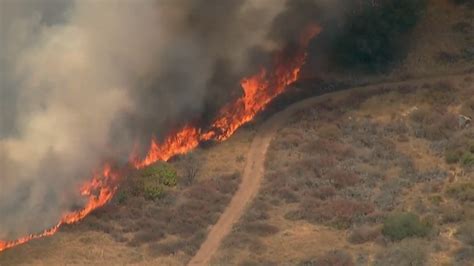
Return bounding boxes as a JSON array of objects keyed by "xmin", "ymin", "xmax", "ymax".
[{"xmin": 0, "ymin": 0, "xmax": 286, "ymax": 239}]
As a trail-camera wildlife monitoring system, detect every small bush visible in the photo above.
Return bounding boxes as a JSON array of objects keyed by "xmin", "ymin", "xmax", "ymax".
[
  {"xmin": 143, "ymin": 183, "xmax": 165, "ymax": 201},
  {"xmin": 139, "ymin": 163, "xmax": 178, "ymax": 201},
  {"xmin": 179, "ymin": 153, "xmax": 199, "ymax": 186},
  {"xmin": 157, "ymin": 164, "xmax": 178, "ymax": 186},
  {"xmin": 242, "ymin": 200, "xmax": 270, "ymax": 222},
  {"xmin": 278, "ymin": 187, "xmax": 300, "ymax": 203},
  {"xmin": 148, "ymin": 239, "xmax": 186, "ymax": 256},
  {"xmin": 243, "ymin": 222, "xmax": 279, "ymax": 237},
  {"xmin": 445, "ymin": 149, "xmax": 463, "ymax": 164},
  {"xmin": 440, "ymin": 206, "xmax": 465, "ymax": 224},
  {"xmin": 428, "ymin": 194, "xmax": 443, "ymax": 206},
  {"xmin": 115, "ymin": 190, "xmax": 128, "ymax": 204},
  {"xmin": 236, "ymin": 154, "xmax": 245, "ymax": 163},
  {"xmin": 382, "ymin": 212, "xmax": 431, "ymax": 241},
  {"xmin": 374, "ymin": 179, "xmax": 405, "ymax": 211},
  {"xmin": 410, "ymin": 108, "xmax": 431, "ymax": 123},
  {"xmin": 384, "ymin": 120, "xmax": 409, "ymax": 136},
  {"xmin": 461, "ymin": 152, "xmax": 474, "ymax": 167},
  {"xmin": 130, "ymin": 228, "xmax": 165, "ymax": 245},
  {"xmin": 215, "ymin": 172, "xmax": 241, "ymax": 195},
  {"xmin": 313, "ymin": 185, "xmax": 336, "ymax": 200},
  {"xmin": 456, "ymin": 221, "xmax": 474, "ymax": 246},
  {"xmin": 300, "ymin": 139, "xmax": 353, "ymax": 159},
  {"xmin": 374, "ymin": 239, "xmax": 428, "ymax": 266},
  {"xmin": 299, "ymin": 250, "xmax": 354, "ymax": 266},
  {"xmin": 318, "ymin": 124, "xmax": 342, "ymax": 140},
  {"xmin": 348, "ymin": 225, "xmax": 381, "ymax": 244},
  {"xmin": 446, "ymin": 182, "xmax": 474, "ymax": 202},
  {"xmin": 300, "ymin": 198, "xmax": 374, "ymax": 229},
  {"xmin": 327, "ymin": 169, "xmax": 360, "ymax": 188},
  {"xmin": 141, "ymin": 163, "xmax": 178, "ymax": 187},
  {"xmin": 411, "ymin": 110, "xmax": 458, "ymax": 141}
]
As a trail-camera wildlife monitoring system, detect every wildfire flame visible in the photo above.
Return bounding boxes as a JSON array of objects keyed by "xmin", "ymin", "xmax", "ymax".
[
  {"xmin": 134, "ymin": 24, "xmax": 321, "ymax": 168},
  {"xmin": 0, "ymin": 25, "xmax": 320, "ymax": 252},
  {"xmin": 0, "ymin": 164, "xmax": 119, "ymax": 252}
]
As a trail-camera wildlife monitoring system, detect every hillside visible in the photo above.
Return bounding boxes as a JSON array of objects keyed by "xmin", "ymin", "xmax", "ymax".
[
  {"xmin": 0, "ymin": 0, "xmax": 473, "ymax": 265},
  {"xmin": 213, "ymin": 74, "xmax": 474, "ymax": 266}
]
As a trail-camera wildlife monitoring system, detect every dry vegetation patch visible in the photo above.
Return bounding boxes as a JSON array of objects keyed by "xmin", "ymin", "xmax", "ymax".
[
  {"xmin": 214, "ymin": 75, "xmax": 474, "ymax": 265},
  {"xmin": 0, "ymin": 130, "xmax": 254, "ymax": 265}
]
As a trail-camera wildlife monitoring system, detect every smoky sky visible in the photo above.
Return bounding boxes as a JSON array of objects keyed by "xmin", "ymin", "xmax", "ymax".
[{"xmin": 0, "ymin": 0, "xmax": 349, "ymax": 240}]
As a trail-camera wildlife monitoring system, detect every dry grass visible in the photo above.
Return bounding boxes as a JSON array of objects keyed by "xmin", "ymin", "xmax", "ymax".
[
  {"xmin": 214, "ymin": 73, "xmax": 474, "ymax": 265},
  {"xmin": 1, "ymin": 3, "xmax": 473, "ymax": 262},
  {"xmin": 0, "ymin": 130, "xmax": 251, "ymax": 265}
]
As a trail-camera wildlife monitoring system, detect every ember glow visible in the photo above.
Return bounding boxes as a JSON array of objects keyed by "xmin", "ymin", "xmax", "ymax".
[{"xmin": 0, "ymin": 25, "xmax": 320, "ymax": 252}]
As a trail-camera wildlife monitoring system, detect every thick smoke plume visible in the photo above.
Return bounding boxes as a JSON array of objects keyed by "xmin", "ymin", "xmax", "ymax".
[
  {"xmin": 1, "ymin": 0, "xmax": 424, "ymax": 241},
  {"xmin": 0, "ymin": 0, "xmax": 337, "ymax": 240}
]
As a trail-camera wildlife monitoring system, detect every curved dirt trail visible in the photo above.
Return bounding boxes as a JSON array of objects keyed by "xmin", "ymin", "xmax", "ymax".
[
  {"xmin": 188, "ymin": 96, "xmax": 325, "ymax": 266},
  {"xmin": 188, "ymin": 73, "xmax": 471, "ymax": 266}
]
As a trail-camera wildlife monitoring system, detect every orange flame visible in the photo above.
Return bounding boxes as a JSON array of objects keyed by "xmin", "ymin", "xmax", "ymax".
[
  {"xmin": 0, "ymin": 163, "xmax": 119, "ymax": 252},
  {"xmin": 132, "ymin": 125, "xmax": 201, "ymax": 169},
  {"xmin": 0, "ymin": 24, "xmax": 320, "ymax": 252},
  {"xmin": 135, "ymin": 24, "xmax": 321, "ymax": 168}
]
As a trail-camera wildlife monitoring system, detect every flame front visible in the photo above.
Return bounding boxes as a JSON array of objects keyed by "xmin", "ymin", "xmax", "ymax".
[
  {"xmin": 132, "ymin": 125, "xmax": 201, "ymax": 169},
  {"xmin": 0, "ymin": 164, "xmax": 119, "ymax": 252},
  {"xmin": 0, "ymin": 25, "xmax": 320, "ymax": 252},
  {"xmin": 135, "ymin": 25, "xmax": 321, "ymax": 168}
]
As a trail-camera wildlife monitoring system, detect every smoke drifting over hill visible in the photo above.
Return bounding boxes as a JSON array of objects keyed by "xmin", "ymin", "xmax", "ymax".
[{"xmin": 0, "ymin": 0, "xmax": 330, "ymax": 240}]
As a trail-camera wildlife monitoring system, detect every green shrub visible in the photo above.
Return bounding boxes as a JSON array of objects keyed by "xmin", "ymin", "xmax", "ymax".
[
  {"xmin": 138, "ymin": 163, "xmax": 178, "ymax": 201},
  {"xmin": 461, "ymin": 152, "xmax": 474, "ymax": 167},
  {"xmin": 143, "ymin": 183, "xmax": 165, "ymax": 201},
  {"xmin": 330, "ymin": 0, "xmax": 427, "ymax": 72},
  {"xmin": 158, "ymin": 164, "xmax": 178, "ymax": 185},
  {"xmin": 382, "ymin": 212, "xmax": 431, "ymax": 241},
  {"xmin": 116, "ymin": 191, "xmax": 128, "ymax": 204},
  {"xmin": 447, "ymin": 182, "xmax": 474, "ymax": 202},
  {"xmin": 141, "ymin": 163, "xmax": 178, "ymax": 186}
]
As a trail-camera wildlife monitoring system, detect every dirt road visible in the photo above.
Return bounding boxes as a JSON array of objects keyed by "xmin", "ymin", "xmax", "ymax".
[
  {"xmin": 188, "ymin": 73, "xmax": 473, "ymax": 266},
  {"xmin": 188, "ymin": 96, "xmax": 328, "ymax": 266}
]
